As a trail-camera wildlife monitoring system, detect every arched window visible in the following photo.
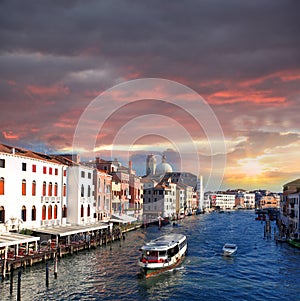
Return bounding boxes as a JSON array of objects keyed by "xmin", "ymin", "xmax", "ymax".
[
  {"xmin": 42, "ymin": 205, "xmax": 46, "ymax": 220},
  {"xmin": 48, "ymin": 182, "xmax": 52, "ymax": 196},
  {"xmin": 88, "ymin": 185, "xmax": 91, "ymax": 197},
  {"xmin": 87, "ymin": 204, "xmax": 90, "ymax": 217},
  {"xmin": 54, "ymin": 183, "xmax": 58, "ymax": 196},
  {"xmin": 63, "ymin": 184, "xmax": 66, "ymax": 197},
  {"xmin": 0, "ymin": 177, "xmax": 4, "ymax": 195},
  {"xmin": 42, "ymin": 182, "xmax": 46, "ymax": 196},
  {"xmin": 22, "ymin": 179, "xmax": 26, "ymax": 196},
  {"xmin": 48, "ymin": 205, "xmax": 52, "ymax": 219},
  {"xmin": 62, "ymin": 205, "xmax": 67, "ymax": 218},
  {"xmin": 0, "ymin": 206, "xmax": 5, "ymax": 223},
  {"xmin": 80, "ymin": 205, "xmax": 84, "ymax": 218},
  {"xmin": 81, "ymin": 185, "xmax": 84, "ymax": 197},
  {"xmin": 54, "ymin": 205, "xmax": 58, "ymax": 219},
  {"xmin": 32, "ymin": 180, "xmax": 36, "ymax": 196},
  {"xmin": 31, "ymin": 205, "xmax": 36, "ymax": 221},
  {"xmin": 21, "ymin": 205, "xmax": 26, "ymax": 221}
]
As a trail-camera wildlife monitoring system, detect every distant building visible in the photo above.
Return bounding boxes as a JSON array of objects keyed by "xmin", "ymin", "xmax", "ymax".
[{"xmin": 207, "ymin": 193, "xmax": 236, "ymax": 210}]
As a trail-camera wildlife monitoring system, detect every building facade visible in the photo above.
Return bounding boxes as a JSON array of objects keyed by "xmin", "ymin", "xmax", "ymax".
[{"xmin": 0, "ymin": 144, "xmax": 67, "ymax": 231}]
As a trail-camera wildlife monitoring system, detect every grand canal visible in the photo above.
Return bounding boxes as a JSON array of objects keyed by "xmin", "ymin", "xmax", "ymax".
[{"xmin": 1, "ymin": 210, "xmax": 300, "ymax": 301}]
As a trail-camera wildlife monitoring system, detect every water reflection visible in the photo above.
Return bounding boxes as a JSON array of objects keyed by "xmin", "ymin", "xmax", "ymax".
[{"xmin": 1, "ymin": 211, "xmax": 300, "ymax": 301}]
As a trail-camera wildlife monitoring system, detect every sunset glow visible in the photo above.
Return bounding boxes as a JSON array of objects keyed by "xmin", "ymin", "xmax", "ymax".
[{"xmin": 1, "ymin": 1, "xmax": 299, "ymax": 192}]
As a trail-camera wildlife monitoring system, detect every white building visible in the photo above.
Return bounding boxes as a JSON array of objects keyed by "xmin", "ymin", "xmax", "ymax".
[
  {"xmin": 210, "ymin": 193, "xmax": 236, "ymax": 210},
  {"xmin": 0, "ymin": 144, "xmax": 67, "ymax": 232},
  {"xmin": 142, "ymin": 177, "xmax": 176, "ymax": 221},
  {"xmin": 67, "ymin": 165, "xmax": 95, "ymax": 225}
]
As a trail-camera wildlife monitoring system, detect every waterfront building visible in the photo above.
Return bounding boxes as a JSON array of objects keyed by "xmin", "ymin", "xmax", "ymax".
[
  {"xmin": 94, "ymin": 169, "xmax": 112, "ymax": 221},
  {"xmin": 67, "ymin": 164, "xmax": 95, "ymax": 225},
  {"xmin": 235, "ymin": 192, "xmax": 255, "ymax": 209},
  {"xmin": 208, "ymin": 193, "xmax": 236, "ymax": 210},
  {"xmin": 258, "ymin": 194, "xmax": 280, "ymax": 209},
  {"xmin": 280, "ymin": 178, "xmax": 300, "ymax": 237},
  {"xmin": 175, "ymin": 185, "xmax": 185, "ymax": 217},
  {"xmin": 142, "ymin": 176, "xmax": 177, "ymax": 222},
  {"xmin": 0, "ymin": 144, "xmax": 67, "ymax": 232},
  {"xmin": 87, "ymin": 157, "xmax": 142, "ymax": 219}
]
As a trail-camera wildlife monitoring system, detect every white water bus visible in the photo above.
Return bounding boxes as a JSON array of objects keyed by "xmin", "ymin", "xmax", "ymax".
[{"xmin": 138, "ymin": 234, "xmax": 187, "ymax": 278}]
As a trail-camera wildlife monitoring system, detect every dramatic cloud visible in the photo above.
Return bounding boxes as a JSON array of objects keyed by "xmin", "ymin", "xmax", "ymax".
[{"xmin": 1, "ymin": 0, "xmax": 300, "ymax": 191}]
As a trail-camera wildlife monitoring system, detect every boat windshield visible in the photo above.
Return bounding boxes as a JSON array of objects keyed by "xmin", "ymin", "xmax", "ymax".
[
  {"xmin": 225, "ymin": 245, "xmax": 236, "ymax": 249},
  {"xmin": 143, "ymin": 250, "xmax": 158, "ymax": 260}
]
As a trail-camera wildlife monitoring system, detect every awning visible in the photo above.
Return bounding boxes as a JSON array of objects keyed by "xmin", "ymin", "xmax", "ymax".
[
  {"xmin": 111, "ymin": 213, "xmax": 137, "ymax": 224},
  {"xmin": 0, "ymin": 232, "xmax": 40, "ymax": 248},
  {"xmin": 32, "ymin": 222, "xmax": 108, "ymax": 237}
]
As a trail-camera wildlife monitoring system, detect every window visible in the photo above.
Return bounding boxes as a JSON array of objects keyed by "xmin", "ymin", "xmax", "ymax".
[
  {"xmin": 0, "ymin": 177, "xmax": 4, "ymax": 195},
  {"xmin": 88, "ymin": 172, "xmax": 91, "ymax": 179},
  {"xmin": 54, "ymin": 183, "xmax": 58, "ymax": 196},
  {"xmin": 48, "ymin": 182, "xmax": 52, "ymax": 196},
  {"xmin": 63, "ymin": 169, "xmax": 67, "ymax": 177},
  {"xmin": 54, "ymin": 205, "xmax": 58, "ymax": 219},
  {"xmin": 43, "ymin": 166, "xmax": 47, "ymax": 174},
  {"xmin": 32, "ymin": 164, "xmax": 36, "ymax": 172},
  {"xmin": 42, "ymin": 181, "xmax": 46, "ymax": 196},
  {"xmin": 62, "ymin": 205, "xmax": 67, "ymax": 218},
  {"xmin": 42, "ymin": 205, "xmax": 46, "ymax": 220},
  {"xmin": 32, "ymin": 180, "xmax": 36, "ymax": 196},
  {"xmin": 55, "ymin": 168, "xmax": 58, "ymax": 175},
  {"xmin": 0, "ymin": 206, "xmax": 5, "ymax": 223},
  {"xmin": 87, "ymin": 204, "xmax": 90, "ymax": 217},
  {"xmin": 81, "ymin": 184, "xmax": 84, "ymax": 197},
  {"xmin": 22, "ymin": 162, "xmax": 27, "ymax": 171},
  {"xmin": 81, "ymin": 171, "xmax": 85, "ymax": 178},
  {"xmin": 49, "ymin": 167, "xmax": 52, "ymax": 175},
  {"xmin": 48, "ymin": 205, "xmax": 52, "ymax": 219},
  {"xmin": 88, "ymin": 185, "xmax": 91, "ymax": 197},
  {"xmin": 31, "ymin": 206, "xmax": 36, "ymax": 221},
  {"xmin": 0, "ymin": 159, "xmax": 5, "ymax": 168},
  {"xmin": 22, "ymin": 179, "xmax": 26, "ymax": 196},
  {"xmin": 21, "ymin": 205, "xmax": 26, "ymax": 221},
  {"xmin": 81, "ymin": 205, "xmax": 84, "ymax": 218},
  {"xmin": 63, "ymin": 183, "xmax": 66, "ymax": 197}
]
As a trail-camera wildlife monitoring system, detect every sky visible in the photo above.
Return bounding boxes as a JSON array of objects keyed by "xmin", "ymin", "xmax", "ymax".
[{"xmin": 0, "ymin": 0, "xmax": 300, "ymax": 192}]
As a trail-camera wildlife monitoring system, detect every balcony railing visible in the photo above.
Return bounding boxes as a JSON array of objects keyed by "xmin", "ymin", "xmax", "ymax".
[{"xmin": 41, "ymin": 196, "xmax": 61, "ymax": 203}]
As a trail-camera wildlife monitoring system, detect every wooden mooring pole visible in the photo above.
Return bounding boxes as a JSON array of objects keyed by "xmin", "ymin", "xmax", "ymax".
[
  {"xmin": 54, "ymin": 253, "xmax": 58, "ymax": 279},
  {"xmin": 46, "ymin": 263, "xmax": 49, "ymax": 288},
  {"xmin": 10, "ymin": 265, "xmax": 14, "ymax": 295},
  {"xmin": 17, "ymin": 269, "xmax": 21, "ymax": 301}
]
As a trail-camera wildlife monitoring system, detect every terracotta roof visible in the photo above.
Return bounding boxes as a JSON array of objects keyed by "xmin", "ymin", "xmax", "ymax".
[{"xmin": 0, "ymin": 143, "xmax": 66, "ymax": 165}]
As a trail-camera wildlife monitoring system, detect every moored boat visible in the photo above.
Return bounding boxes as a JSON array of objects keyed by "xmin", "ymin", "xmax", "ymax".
[
  {"xmin": 287, "ymin": 238, "xmax": 300, "ymax": 249},
  {"xmin": 222, "ymin": 243, "xmax": 238, "ymax": 256},
  {"xmin": 138, "ymin": 234, "xmax": 187, "ymax": 278}
]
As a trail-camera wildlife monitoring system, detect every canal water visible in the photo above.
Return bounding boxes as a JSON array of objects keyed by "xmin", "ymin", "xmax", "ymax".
[{"xmin": 1, "ymin": 210, "xmax": 300, "ymax": 301}]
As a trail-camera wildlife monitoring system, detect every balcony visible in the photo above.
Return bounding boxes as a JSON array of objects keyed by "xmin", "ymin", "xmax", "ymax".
[{"xmin": 41, "ymin": 196, "xmax": 61, "ymax": 203}]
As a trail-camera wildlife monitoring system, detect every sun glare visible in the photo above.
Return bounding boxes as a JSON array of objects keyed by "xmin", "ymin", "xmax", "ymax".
[{"xmin": 239, "ymin": 158, "xmax": 264, "ymax": 176}]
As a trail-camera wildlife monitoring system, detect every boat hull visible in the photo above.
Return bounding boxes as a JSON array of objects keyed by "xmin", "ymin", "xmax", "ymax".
[{"xmin": 140, "ymin": 254, "xmax": 186, "ymax": 278}]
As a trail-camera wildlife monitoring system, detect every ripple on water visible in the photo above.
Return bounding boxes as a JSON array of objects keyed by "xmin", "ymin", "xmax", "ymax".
[{"xmin": 1, "ymin": 211, "xmax": 300, "ymax": 301}]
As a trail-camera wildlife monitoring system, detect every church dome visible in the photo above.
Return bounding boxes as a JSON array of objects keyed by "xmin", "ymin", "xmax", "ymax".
[{"xmin": 155, "ymin": 155, "xmax": 173, "ymax": 175}]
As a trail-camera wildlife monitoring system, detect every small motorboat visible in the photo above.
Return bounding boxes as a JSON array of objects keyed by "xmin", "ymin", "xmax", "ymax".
[{"xmin": 222, "ymin": 243, "xmax": 238, "ymax": 256}]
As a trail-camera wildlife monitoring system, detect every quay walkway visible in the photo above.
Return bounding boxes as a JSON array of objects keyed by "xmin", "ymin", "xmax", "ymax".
[{"xmin": 0, "ymin": 221, "xmax": 142, "ymax": 280}]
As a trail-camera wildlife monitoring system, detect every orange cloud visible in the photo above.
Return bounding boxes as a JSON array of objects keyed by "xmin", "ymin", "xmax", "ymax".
[
  {"xmin": 26, "ymin": 84, "xmax": 69, "ymax": 96},
  {"xmin": 2, "ymin": 131, "xmax": 19, "ymax": 139}
]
